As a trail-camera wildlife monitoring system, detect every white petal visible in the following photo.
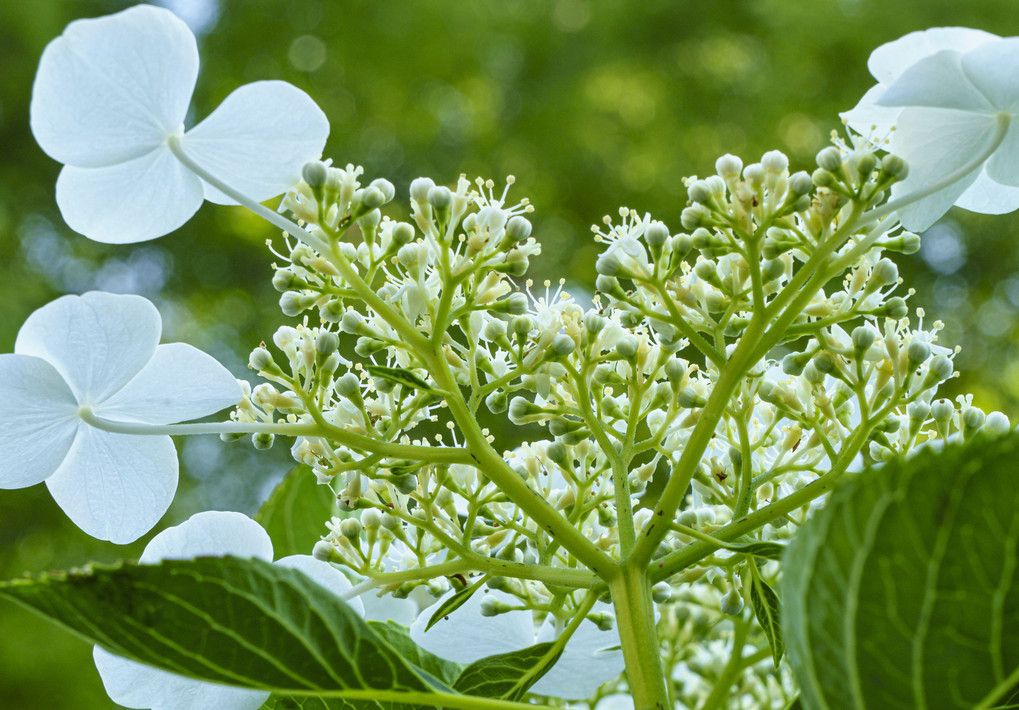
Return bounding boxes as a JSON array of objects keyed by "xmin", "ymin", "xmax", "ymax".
[
  {"xmin": 56, "ymin": 147, "xmax": 204, "ymax": 244},
  {"xmin": 46, "ymin": 427, "xmax": 177, "ymax": 543},
  {"xmin": 532, "ymin": 611, "xmax": 625, "ymax": 699},
  {"xmin": 956, "ymin": 167, "xmax": 1019, "ymax": 214},
  {"xmin": 987, "ymin": 121, "xmax": 1019, "ymax": 188},
  {"xmin": 960, "ymin": 38, "xmax": 1019, "ymax": 112},
  {"xmin": 0, "ymin": 355, "xmax": 79, "ymax": 489},
  {"xmin": 182, "ymin": 81, "xmax": 329, "ymax": 204},
  {"xmin": 96, "ymin": 343, "xmax": 242, "ymax": 425},
  {"xmin": 93, "ymin": 646, "xmax": 268, "ymax": 710},
  {"xmin": 274, "ymin": 555, "xmax": 366, "ymax": 617},
  {"xmin": 140, "ymin": 511, "xmax": 274, "ymax": 564},
  {"xmin": 359, "ymin": 589, "xmax": 418, "ymax": 626},
  {"xmin": 868, "ymin": 27, "xmax": 999, "ymax": 85},
  {"xmin": 15, "ymin": 292, "xmax": 161, "ymax": 404},
  {"xmin": 410, "ymin": 588, "xmax": 534, "ymax": 664},
  {"xmin": 841, "ymin": 84, "xmax": 902, "ymax": 138},
  {"xmin": 30, "ymin": 5, "xmax": 197, "ymax": 168},
  {"xmin": 878, "ymin": 50, "xmax": 994, "ymax": 113},
  {"xmin": 888, "ymin": 107, "xmax": 997, "ymax": 231}
]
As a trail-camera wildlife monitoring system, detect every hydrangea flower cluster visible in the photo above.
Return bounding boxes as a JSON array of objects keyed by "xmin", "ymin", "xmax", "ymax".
[{"xmin": 11, "ymin": 6, "xmax": 1019, "ymax": 709}]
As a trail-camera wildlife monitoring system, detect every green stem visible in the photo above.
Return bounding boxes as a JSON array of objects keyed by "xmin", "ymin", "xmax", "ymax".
[
  {"xmin": 699, "ymin": 614, "xmax": 750, "ymax": 710},
  {"xmin": 289, "ymin": 688, "xmax": 557, "ymax": 710},
  {"xmin": 608, "ymin": 563, "xmax": 669, "ymax": 710}
]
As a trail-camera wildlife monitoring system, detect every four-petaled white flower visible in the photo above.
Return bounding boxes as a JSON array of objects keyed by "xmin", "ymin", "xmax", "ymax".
[
  {"xmin": 93, "ymin": 511, "xmax": 362, "ymax": 710},
  {"xmin": 410, "ymin": 587, "xmax": 625, "ymax": 700},
  {"xmin": 843, "ymin": 28, "xmax": 1019, "ymax": 231},
  {"xmin": 30, "ymin": 4, "xmax": 329, "ymax": 244},
  {"xmin": 0, "ymin": 292, "xmax": 242, "ymax": 543}
]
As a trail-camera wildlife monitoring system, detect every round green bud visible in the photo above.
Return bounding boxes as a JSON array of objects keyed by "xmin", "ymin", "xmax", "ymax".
[
  {"xmin": 803, "ymin": 361, "xmax": 825, "ymax": 385},
  {"xmin": 312, "ymin": 540, "xmax": 334, "ymax": 561},
  {"xmin": 361, "ymin": 509, "xmax": 382, "ymax": 530},
  {"xmin": 340, "ymin": 518, "xmax": 362, "ymax": 540},
  {"xmin": 871, "ymin": 258, "xmax": 899, "ymax": 285},
  {"xmin": 743, "ymin": 163, "xmax": 764, "ymax": 184},
  {"xmin": 483, "ymin": 319, "xmax": 507, "ymax": 341},
  {"xmin": 506, "ymin": 215, "xmax": 532, "ymax": 241},
  {"xmin": 595, "ymin": 274, "xmax": 621, "ymax": 295},
  {"xmin": 681, "ymin": 204, "xmax": 710, "ymax": 230},
  {"xmin": 583, "ymin": 310, "xmax": 606, "ymax": 335},
  {"xmin": 504, "ymin": 292, "xmax": 529, "ymax": 315},
  {"xmin": 811, "ymin": 168, "xmax": 837, "ymax": 188},
  {"xmin": 249, "ymin": 347, "xmax": 274, "ymax": 371},
  {"xmin": 761, "ymin": 149, "xmax": 789, "ymax": 173},
  {"xmin": 272, "ymin": 268, "xmax": 300, "ymax": 292},
  {"xmin": 715, "ymin": 153, "xmax": 743, "ymax": 178},
  {"xmin": 931, "ymin": 398, "xmax": 954, "ymax": 421},
  {"xmin": 788, "ymin": 170, "xmax": 813, "ymax": 196},
  {"xmin": 335, "ymin": 373, "xmax": 360, "ymax": 397},
  {"xmin": 551, "ymin": 333, "xmax": 575, "ymax": 356},
  {"xmin": 816, "ymin": 146, "xmax": 843, "ymax": 172},
  {"xmin": 546, "ymin": 440, "xmax": 569, "ymax": 465},
  {"xmin": 652, "ymin": 582, "xmax": 673, "ymax": 604},
  {"xmin": 485, "ymin": 389, "xmax": 508, "ymax": 413},
  {"xmin": 882, "ymin": 296, "xmax": 909, "ymax": 320},
  {"xmin": 252, "ymin": 432, "xmax": 275, "ymax": 450},
  {"xmin": 927, "ymin": 355, "xmax": 954, "ymax": 382},
  {"xmin": 881, "ymin": 154, "xmax": 909, "ymax": 180},
  {"xmin": 409, "ymin": 177, "xmax": 435, "ymax": 202},
  {"xmin": 782, "ymin": 351, "xmax": 810, "ymax": 376},
  {"xmin": 962, "ymin": 407, "xmax": 986, "ymax": 432},
  {"xmin": 985, "ymin": 411, "xmax": 1011, "ymax": 436},
  {"xmin": 688, "ymin": 180, "xmax": 711, "ymax": 204},
  {"xmin": 340, "ymin": 310, "xmax": 366, "ymax": 335},
  {"xmin": 509, "ymin": 396, "xmax": 532, "ymax": 422},
  {"xmin": 664, "ymin": 357, "xmax": 685, "ymax": 382},
  {"xmin": 361, "ymin": 186, "xmax": 386, "ymax": 210},
  {"xmin": 392, "ymin": 222, "xmax": 415, "ymax": 245},
  {"xmin": 302, "ymin": 160, "xmax": 329, "ymax": 188},
  {"xmin": 851, "ymin": 151, "xmax": 877, "ymax": 180},
  {"xmin": 645, "ymin": 221, "xmax": 670, "ymax": 247},
  {"xmin": 615, "ymin": 335, "xmax": 639, "ymax": 359},
  {"xmin": 693, "ymin": 259, "xmax": 716, "ymax": 281},
  {"xmin": 392, "ymin": 474, "xmax": 418, "ymax": 495},
  {"xmin": 678, "ymin": 387, "xmax": 706, "ymax": 408},
  {"xmin": 671, "ymin": 233, "xmax": 693, "ymax": 258},
  {"xmin": 728, "ymin": 446, "xmax": 742, "ymax": 467},
  {"xmin": 907, "ymin": 401, "xmax": 930, "ymax": 422},
  {"xmin": 427, "ymin": 185, "xmax": 452, "ymax": 209},
  {"xmin": 596, "ymin": 252, "xmax": 621, "ymax": 276},
  {"xmin": 906, "ymin": 340, "xmax": 930, "ymax": 365},
  {"xmin": 369, "ymin": 178, "xmax": 396, "ymax": 203},
  {"xmin": 279, "ymin": 291, "xmax": 314, "ymax": 317},
  {"xmin": 316, "ymin": 330, "xmax": 339, "ymax": 355},
  {"xmin": 813, "ymin": 351, "xmax": 837, "ymax": 374},
  {"xmin": 851, "ymin": 325, "xmax": 877, "ymax": 352},
  {"xmin": 720, "ymin": 589, "xmax": 744, "ymax": 616},
  {"xmin": 511, "ymin": 315, "xmax": 534, "ymax": 337}
]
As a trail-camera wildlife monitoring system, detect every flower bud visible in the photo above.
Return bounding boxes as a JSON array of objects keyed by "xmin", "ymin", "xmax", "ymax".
[
  {"xmin": 850, "ymin": 151, "xmax": 877, "ymax": 181},
  {"xmin": 595, "ymin": 274, "xmax": 622, "ymax": 296},
  {"xmin": 715, "ymin": 153, "xmax": 743, "ymax": 178},
  {"xmin": 392, "ymin": 221, "xmax": 415, "ymax": 245},
  {"xmin": 812, "ymin": 168, "xmax": 837, "ymax": 188},
  {"xmin": 428, "ymin": 185, "xmax": 452, "ymax": 209},
  {"xmin": 511, "ymin": 315, "xmax": 534, "ymax": 337},
  {"xmin": 985, "ymin": 411, "xmax": 1011, "ymax": 436},
  {"xmin": 813, "ymin": 351, "xmax": 837, "ymax": 374},
  {"xmin": 720, "ymin": 588, "xmax": 743, "ymax": 616},
  {"xmin": 761, "ymin": 149, "xmax": 788, "ymax": 173},
  {"xmin": 881, "ymin": 154, "xmax": 909, "ymax": 180},
  {"xmin": 280, "ymin": 291, "xmax": 315, "ymax": 317},
  {"xmin": 272, "ymin": 268, "xmax": 301, "ymax": 292},
  {"xmin": 652, "ymin": 582, "xmax": 673, "ymax": 604},
  {"xmin": 788, "ymin": 171, "xmax": 813, "ymax": 196},
  {"xmin": 312, "ymin": 540, "xmax": 334, "ymax": 561},
  {"xmin": 879, "ymin": 296, "xmax": 909, "ymax": 320},
  {"xmin": 664, "ymin": 357, "xmax": 685, "ymax": 382},
  {"xmin": 361, "ymin": 186, "xmax": 386, "ymax": 210},
  {"xmin": 816, "ymin": 146, "xmax": 843, "ymax": 172},
  {"xmin": 547, "ymin": 440, "xmax": 569, "ymax": 465},
  {"xmin": 551, "ymin": 334, "xmax": 575, "ymax": 356},
  {"xmin": 782, "ymin": 351, "xmax": 811, "ymax": 376},
  {"xmin": 340, "ymin": 310, "xmax": 366, "ymax": 335},
  {"xmin": 926, "ymin": 355, "xmax": 954, "ymax": 383},
  {"xmin": 302, "ymin": 160, "xmax": 329, "ymax": 189},
  {"xmin": 645, "ymin": 221, "xmax": 669, "ymax": 248},
  {"xmin": 615, "ymin": 335, "xmax": 639, "ymax": 359},
  {"xmin": 483, "ymin": 319, "xmax": 507, "ymax": 341},
  {"xmin": 335, "ymin": 373, "xmax": 361, "ymax": 397},
  {"xmin": 851, "ymin": 325, "xmax": 877, "ymax": 352},
  {"xmin": 678, "ymin": 387, "xmax": 706, "ymax": 408},
  {"xmin": 871, "ymin": 258, "xmax": 899, "ymax": 286},
  {"xmin": 340, "ymin": 518, "xmax": 362, "ymax": 540},
  {"xmin": 316, "ymin": 330, "xmax": 339, "ymax": 355},
  {"xmin": 688, "ymin": 180, "xmax": 712, "ymax": 204},
  {"xmin": 906, "ymin": 340, "xmax": 930, "ymax": 365},
  {"xmin": 485, "ymin": 389, "xmax": 508, "ymax": 413},
  {"xmin": 583, "ymin": 310, "xmax": 606, "ymax": 335},
  {"xmin": 962, "ymin": 407, "xmax": 986, "ymax": 436},
  {"xmin": 681, "ymin": 204, "xmax": 711, "ymax": 230},
  {"xmin": 504, "ymin": 292, "xmax": 529, "ymax": 315},
  {"xmin": 409, "ymin": 177, "xmax": 435, "ymax": 202},
  {"xmin": 743, "ymin": 163, "xmax": 764, "ymax": 184},
  {"xmin": 369, "ymin": 178, "xmax": 396, "ymax": 204},
  {"xmin": 596, "ymin": 252, "xmax": 621, "ymax": 276},
  {"xmin": 252, "ymin": 432, "xmax": 275, "ymax": 450},
  {"xmin": 506, "ymin": 215, "xmax": 532, "ymax": 241},
  {"xmin": 930, "ymin": 398, "xmax": 954, "ymax": 422},
  {"xmin": 249, "ymin": 346, "xmax": 274, "ymax": 371}
]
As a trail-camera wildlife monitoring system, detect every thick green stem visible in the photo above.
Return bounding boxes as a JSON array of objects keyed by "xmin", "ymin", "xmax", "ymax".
[{"xmin": 609, "ymin": 564, "xmax": 669, "ymax": 710}]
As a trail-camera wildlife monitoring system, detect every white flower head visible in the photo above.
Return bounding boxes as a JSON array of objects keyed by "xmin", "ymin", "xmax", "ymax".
[
  {"xmin": 31, "ymin": 5, "xmax": 329, "ymax": 243},
  {"xmin": 410, "ymin": 588, "xmax": 625, "ymax": 700},
  {"xmin": 0, "ymin": 292, "xmax": 242, "ymax": 543},
  {"xmin": 93, "ymin": 511, "xmax": 362, "ymax": 710},
  {"xmin": 843, "ymin": 28, "xmax": 1019, "ymax": 230}
]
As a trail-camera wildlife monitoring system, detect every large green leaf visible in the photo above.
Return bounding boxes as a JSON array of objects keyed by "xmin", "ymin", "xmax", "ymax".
[
  {"xmin": 367, "ymin": 620, "xmax": 463, "ymax": 686},
  {"xmin": 0, "ymin": 556, "xmax": 432, "ymax": 695},
  {"xmin": 782, "ymin": 433, "xmax": 1019, "ymax": 710},
  {"xmin": 256, "ymin": 465, "xmax": 337, "ymax": 558},
  {"xmin": 452, "ymin": 642, "xmax": 560, "ymax": 700},
  {"xmin": 747, "ymin": 560, "xmax": 783, "ymax": 669}
]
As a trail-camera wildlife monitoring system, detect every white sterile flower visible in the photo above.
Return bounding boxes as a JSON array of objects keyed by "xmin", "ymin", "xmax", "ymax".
[
  {"xmin": 843, "ymin": 28, "xmax": 1019, "ymax": 230},
  {"xmin": 411, "ymin": 588, "xmax": 625, "ymax": 700},
  {"xmin": 31, "ymin": 5, "xmax": 328, "ymax": 243},
  {"xmin": 93, "ymin": 511, "xmax": 362, "ymax": 710},
  {"xmin": 0, "ymin": 292, "xmax": 241, "ymax": 543}
]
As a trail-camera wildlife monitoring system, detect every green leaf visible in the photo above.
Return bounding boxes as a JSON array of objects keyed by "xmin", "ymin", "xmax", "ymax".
[
  {"xmin": 452, "ymin": 642, "xmax": 561, "ymax": 701},
  {"xmin": 255, "ymin": 464, "xmax": 337, "ymax": 558},
  {"xmin": 366, "ymin": 365, "xmax": 436, "ymax": 393},
  {"xmin": 260, "ymin": 695, "xmax": 413, "ymax": 709},
  {"xmin": 367, "ymin": 620, "xmax": 464, "ymax": 686},
  {"xmin": 424, "ymin": 575, "xmax": 488, "ymax": 632},
  {"xmin": 725, "ymin": 541, "xmax": 786, "ymax": 561},
  {"xmin": 0, "ymin": 556, "xmax": 432, "ymax": 695},
  {"xmin": 782, "ymin": 433, "xmax": 1019, "ymax": 710},
  {"xmin": 747, "ymin": 561, "xmax": 783, "ymax": 668}
]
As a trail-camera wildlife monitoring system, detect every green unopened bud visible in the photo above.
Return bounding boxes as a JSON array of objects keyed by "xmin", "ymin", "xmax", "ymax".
[
  {"xmin": 280, "ymin": 291, "xmax": 315, "ymax": 317},
  {"xmin": 813, "ymin": 351, "xmax": 837, "ymax": 374},
  {"xmin": 881, "ymin": 154, "xmax": 909, "ymax": 180},
  {"xmin": 788, "ymin": 171, "xmax": 813, "ymax": 196},
  {"xmin": 871, "ymin": 258, "xmax": 899, "ymax": 286},
  {"xmin": 652, "ymin": 582, "xmax": 673, "ymax": 604},
  {"xmin": 392, "ymin": 222, "xmax": 415, "ymax": 245},
  {"xmin": 816, "ymin": 146, "xmax": 843, "ymax": 172},
  {"xmin": 615, "ymin": 335, "xmax": 639, "ymax": 359},
  {"xmin": 340, "ymin": 518, "xmax": 362, "ymax": 540},
  {"xmin": 340, "ymin": 310, "xmax": 366, "ymax": 335},
  {"xmin": 249, "ymin": 347, "xmax": 274, "ymax": 371},
  {"xmin": 720, "ymin": 588, "xmax": 744, "ymax": 616},
  {"xmin": 485, "ymin": 389, "xmax": 508, "ymax": 413},
  {"xmin": 931, "ymin": 398, "xmax": 954, "ymax": 422},
  {"xmin": 906, "ymin": 340, "xmax": 930, "ymax": 365},
  {"xmin": 583, "ymin": 310, "xmax": 606, "ymax": 335},
  {"xmin": 762, "ymin": 258, "xmax": 785, "ymax": 283},
  {"xmin": 782, "ymin": 351, "xmax": 811, "ymax": 376},
  {"xmin": 962, "ymin": 407, "xmax": 986, "ymax": 437},
  {"xmin": 483, "ymin": 319, "xmax": 507, "ymax": 341},
  {"xmin": 715, "ymin": 153, "xmax": 743, "ymax": 178},
  {"xmin": 688, "ymin": 180, "xmax": 712, "ymax": 204},
  {"xmin": 511, "ymin": 315, "xmax": 534, "ymax": 337},
  {"xmin": 428, "ymin": 185, "xmax": 452, "ymax": 209},
  {"xmin": 678, "ymin": 387, "xmax": 706, "ymax": 408},
  {"xmin": 646, "ymin": 221, "xmax": 669, "ymax": 248},
  {"xmin": 506, "ymin": 215, "xmax": 532, "ymax": 241},
  {"xmin": 335, "ymin": 373, "xmax": 361, "ymax": 397},
  {"xmin": 812, "ymin": 168, "xmax": 837, "ymax": 188},
  {"xmin": 879, "ymin": 297, "xmax": 908, "ymax": 320},
  {"xmin": 551, "ymin": 334, "xmax": 575, "ymax": 356},
  {"xmin": 546, "ymin": 440, "xmax": 569, "ymax": 465},
  {"xmin": 252, "ymin": 432, "xmax": 275, "ymax": 450},
  {"xmin": 316, "ymin": 330, "xmax": 339, "ymax": 355},
  {"xmin": 664, "ymin": 357, "xmax": 685, "ymax": 382},
  {"xmin": 850, "ymin": 151, "xmax": 877, "ymax": 180},
  {"xmin": 272, "ymin": 268, "xmax": 301, "ymax": 292},
  {"xmin": 369, "ymin": 178, "xmax": 396, "ymax": 204},
  {"xmin": 926, "ymin": 355, "xmax": 954, "ymax": 384},
  {"xmin": 596, "ymin": 252, "xmax": 621, "ymax": 276},
  {"xmin": 302, "ymin": 160, "xmax": 329, "ymax": 189},
  {"xmin": 409, "ymin": 177, "xmax": 435, "ymax": 203},
  {"xmin": 985, "ymin": 411, "xmax": 1011, "ymax": 436},
  {"xmin": 852, "ymin": 326, "xmax": 877, "ymax": 352}
]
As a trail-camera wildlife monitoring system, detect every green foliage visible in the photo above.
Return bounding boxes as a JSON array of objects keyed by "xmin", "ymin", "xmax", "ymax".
[
  {"xmin": 256, "ymin": 465, "xmax": 337, "ymax": 558},
  {"xmin": 425, "ymin": 575, "xmax": 489, "ymax": 632},
  {"xmin": 746, "ymin": 560, "xmax": 783, "ymax": 669},
  {"xmin": 0, "ymin": 556, "xmax": 432, "ymax": 694},
  {"xmin": 367, "ymin": 620, "xmax": 464, "ymax": 687},
  {"xmin": 782, "ymin": 433, "xmax": 1019, "ymax": 710},
  {"xmin": 452, "ymin": 643, "xmax": 561, "ymax": 701}
]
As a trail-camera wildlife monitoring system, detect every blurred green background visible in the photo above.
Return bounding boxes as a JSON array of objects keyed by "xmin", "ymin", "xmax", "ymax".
[{"xmin": 2, "ymin": 0, "xmax": 1019, "ymax": 707}]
